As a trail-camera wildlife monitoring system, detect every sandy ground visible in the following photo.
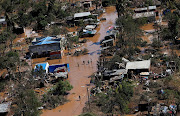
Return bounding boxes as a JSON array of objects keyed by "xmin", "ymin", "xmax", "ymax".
[{"xmin": 40, "ymin": 6, "xmax": 117, "ymax": 116}]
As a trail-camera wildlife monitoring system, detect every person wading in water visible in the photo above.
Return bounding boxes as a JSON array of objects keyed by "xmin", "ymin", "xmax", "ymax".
[{"xmin": 79, "ymin": 95, "xmax": 81, "ymax": 101}]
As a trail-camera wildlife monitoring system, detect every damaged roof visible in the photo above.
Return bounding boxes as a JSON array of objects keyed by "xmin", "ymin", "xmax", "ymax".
[
  {"xmin": 0, "ymin": 102, "xmax": 11, "ymax": 113},
  {"xmin": 126, "ymin": 60, "xmax": 151, "ymax": 70}
]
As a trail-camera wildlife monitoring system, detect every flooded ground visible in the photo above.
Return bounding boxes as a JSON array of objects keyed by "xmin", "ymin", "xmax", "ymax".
[{"xmin": 41, "ymin": 6, "xmax": 117, "ymax": 116}]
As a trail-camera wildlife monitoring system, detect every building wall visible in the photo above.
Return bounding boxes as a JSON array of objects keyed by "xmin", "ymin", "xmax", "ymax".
[{"xmin": 29, "ymin": 43, "xmax": 61, "ymax": 55}]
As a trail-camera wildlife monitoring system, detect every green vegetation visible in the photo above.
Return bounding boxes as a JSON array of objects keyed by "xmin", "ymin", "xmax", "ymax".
[
  {"xmin": 51, "ymin": 80, "xmax": 73, "ymax": 95},
  {"xmin": 0, "ymin": 51, "xmax": 19, "ymax": 76},
  {"xmin": 93, "ymin": 81, "xmax": 133, "ymax": 114},
  {"xmin": 79, "ymin": 112, "xmax": 96, "ymax": 116},
  {"xmin": 0, "ymin": 79, "xmax": 7, "ymax": 92},
  {"xmin": 0, "ymin": 0, "xmax": 70, "ymax": 31},
  {"xmin": 115, "ymin": 0, "xmax": 127, "ymax": 17},
  {"xmin": 104, "ymin": 55, "xmax": 122, "ymax": 69},
  {"xmin": 12, "ymin": 82, "xmax": 42, "ymax": 116},
  {"xmin": 163, "ymin": 12, "xmax": 180, "ymax": 41},
  {"xmin": 42, "ymin": 80, "xmax": 73, "ymax": 109}
]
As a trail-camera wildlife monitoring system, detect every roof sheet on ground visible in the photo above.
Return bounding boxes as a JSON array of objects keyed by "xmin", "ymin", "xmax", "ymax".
[{"xmin": 126, "ymin": 60, "xmax": 151, "ymax": 70}]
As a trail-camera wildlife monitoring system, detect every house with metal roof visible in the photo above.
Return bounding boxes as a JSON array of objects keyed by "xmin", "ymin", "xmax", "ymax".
[
  {"xmin": 29, "ymin": 36, "xmax": 66, "ymax": 58},
  {"xmin": 100, "ymin": 29, "xmax": 119, "ymax": 50},
  {"xmin": 126, "ymin": 60, "xmax": 151, "ymax": 74},
  {"xmin": 133, "ymin": 6, "xmax": 157, "ymax": 21}
]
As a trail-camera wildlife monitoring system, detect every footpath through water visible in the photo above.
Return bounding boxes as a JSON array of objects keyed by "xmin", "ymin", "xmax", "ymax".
[{"xmin": 41, "ymin": 6, "xmax": 117, "ymax": 116}]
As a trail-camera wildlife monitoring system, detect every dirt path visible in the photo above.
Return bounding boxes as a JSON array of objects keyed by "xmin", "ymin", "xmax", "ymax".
[{"xmin": 41, "ymin": 6, "xmax": 117, "ymax": 116}]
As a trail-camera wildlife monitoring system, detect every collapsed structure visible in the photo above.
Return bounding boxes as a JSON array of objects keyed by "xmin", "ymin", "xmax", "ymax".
[
  {"xmin": 34, "ymin": 62, "xmax": 70, "ymax": 79},
  {"xmin": 133, "ymin": 6, "xmax": 157, "ymax": 22}
]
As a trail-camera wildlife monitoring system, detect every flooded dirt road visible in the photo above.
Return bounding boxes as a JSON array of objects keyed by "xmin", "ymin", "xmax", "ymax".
[{"xmin": 41, "ymin": 6, "xmax": 117, "ymax": 116}]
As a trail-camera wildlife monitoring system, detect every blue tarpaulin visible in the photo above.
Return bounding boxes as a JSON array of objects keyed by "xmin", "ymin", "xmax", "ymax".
[
  {"xmin": 35, "ymin": 63, "xmax": 48, "ymax": 70},
  {"xmin": 49, "ymin": 63, "xmax": 70, "ymax": 73}
]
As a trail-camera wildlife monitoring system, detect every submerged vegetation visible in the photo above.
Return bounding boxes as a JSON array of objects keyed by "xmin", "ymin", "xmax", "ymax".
[
  {"xmin": 0, "ymin": 0, "xmax": 180, "ymax": 116},
  {"xmin": 42, "ymin": 80, "xmax": 73, "ymax": 109}
]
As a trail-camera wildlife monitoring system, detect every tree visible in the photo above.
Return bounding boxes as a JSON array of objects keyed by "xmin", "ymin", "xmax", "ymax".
[
  {"xmin": 94, "ymin": 81, "xmax": 133, "ymax": 114},
  {"xmin": 94, "ymin": 0, "xmax": 99, "ymax": 10},
  {"xmin": 13, "ymin": 88, "xmax": 42, "ymax": 116},
  {"xmin": 116, "ymin": 15, "xmax": 143, "ymax": 49},
  {"xmin": 151, "ymin": 38, "xmax": 162, "ymax": 49},
  {"xmin": 79, "ymin": 112, "xmax": 96, "ymax": 116},
  {"xmin": 162, "ymin": 12, "xmax": 180, "ymax": 42},
  {"xmin": 42, "ymin": 80, "xmax": 73, "ymax": 109},
  {"xmin": 0, "ymin": 0, "xmax": 31, "ymax": 31},
  {"xmin": 115, "ymin": 0, "xmax": 128, "ymax": 17},
  {"xmin": 0, "ymin": 51, "xmax": 20, "ymax": 82},
  {"xmin": 51, "ymin": 80, "xmax": 73, "ymax": 95}
]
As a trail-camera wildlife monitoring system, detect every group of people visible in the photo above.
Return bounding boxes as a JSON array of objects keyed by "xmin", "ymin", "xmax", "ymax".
[{"xmin": 77, "ymin": 59, "xmax": 92, "ymax": 67}]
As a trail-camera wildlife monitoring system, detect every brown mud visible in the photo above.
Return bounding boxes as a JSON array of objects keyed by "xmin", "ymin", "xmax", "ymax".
[{"xmin": 41, "ymin": 6, "xmax": 117, "ymax": 116}]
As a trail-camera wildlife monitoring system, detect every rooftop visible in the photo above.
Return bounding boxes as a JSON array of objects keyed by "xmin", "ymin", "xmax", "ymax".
[
  {"xmin": 32, "ymin": 36, "xmax": 63, "ymax": 46},
  {"xmin": 0, "ymin": 102, "xmax": 11, "ymax": 113},
  {"xmin": 126, "ymin": 60, "xmax": 151, "ymax": 70},
  {"xmin": 74, "ymin": 12, "xmax": 91, "ymax": 18},
  {"xmin": 0, "ymin": 18, "xmax": 5, "ymax": 23},
  {"xmin": 134, "ymin": 6, "xmax": 156, "ymax": 12}
]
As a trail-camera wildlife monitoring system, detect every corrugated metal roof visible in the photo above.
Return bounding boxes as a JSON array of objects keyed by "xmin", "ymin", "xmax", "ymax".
[
  {"xmin": 74, "ymin": 12, "xmax": 91, "ymax": 18},
  {"xmin": 0, "ymin": 18, "xmax": 5, "ymax": 22},
  {"xmin": 0, "ymin": 102, "xmax": 11, "ymax": 113},
  {"xmin": 134, "ymin": 7, "xmax": 147, "ymax": 12},
  {"xmin": 85, "ymin": 25, "xmax": 96, "ymax": 30},
  {"xmin": 34, "ymin": 36, "xmax": 60, "ymax": 45},
  {"xmin": 148, "ymin": 6, "xmax": 156, "ymax": 10},
  {"xmin": 102, "ymin": 39, "xmax": 113, "ymax": 43},
  {"xmin": 126, "ymin": 60, "xmax": 151, "ymax": 70}
]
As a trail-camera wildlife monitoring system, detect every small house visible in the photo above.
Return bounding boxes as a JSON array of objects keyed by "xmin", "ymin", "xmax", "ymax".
[
  {"xmin": 133, "ymin": 6, "xmax": 157, "ymax": 22},
  {"xmin": 100, "ymin": 34, "xmax": 116, "ymax": 50},
  {"xmin": 126, "ymin": 60, "xmax": 151, "ymax": 75}
]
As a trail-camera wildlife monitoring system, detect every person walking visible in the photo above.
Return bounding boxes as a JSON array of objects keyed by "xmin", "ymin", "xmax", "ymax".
[
  {"xmin": 79, "ymin": 95, "xmax": 81, "ymax": 101},
  {"xmin": 83, "ymin": 61, "xmax": 85, "ymax": 65}
]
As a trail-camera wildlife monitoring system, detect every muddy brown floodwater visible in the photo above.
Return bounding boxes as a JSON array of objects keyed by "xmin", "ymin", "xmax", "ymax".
[{"xmin": 41, "ymin": 6, "xmax": 117, "ymax": 116}]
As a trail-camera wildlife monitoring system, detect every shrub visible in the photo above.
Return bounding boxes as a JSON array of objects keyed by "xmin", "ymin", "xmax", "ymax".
[
  {"xmin": 141, "ymin": 41, "xmax": 147, "ymax": 47},
  {"xmin": 82, "ymin": 48, "xmax": 89, "ymax": 55}
]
